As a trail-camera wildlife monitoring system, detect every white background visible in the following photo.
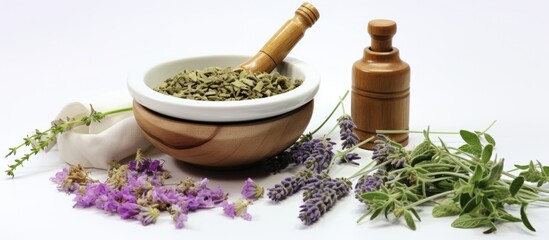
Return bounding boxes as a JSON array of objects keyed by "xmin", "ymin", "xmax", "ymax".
[{"xmin": 1, "ymin": 0, "xmax": 549, "ymax": 239}]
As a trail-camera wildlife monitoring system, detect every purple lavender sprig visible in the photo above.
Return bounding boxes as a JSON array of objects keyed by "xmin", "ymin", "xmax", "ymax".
[
  {"xmin": 337, "ymin": 115, "xmax": 359, "ymax": 150},
  {"xmin": 267, "ymin": 170, "xmax": 313, "ymax": 202},
  {"xmin": 354, "ymin": 170, "xmax": 387, "ymax": 202},
  {"xmin": 372, "ymin": 134, "xmax": 408, "ymax": 171},
  {"xmin": 298, "ymin": 176, "xmax": 352, "ymax": 225}
]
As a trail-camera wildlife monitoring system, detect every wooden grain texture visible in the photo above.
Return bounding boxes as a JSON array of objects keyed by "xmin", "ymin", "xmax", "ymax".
[
  {"xmin": 239, "ymin": 2, "xmax": 319, "ymax": 73},
  {"xmin": 133, "ymin": 100, "xmax": 314, "ymax": 167},
  {"xmin": 351, "ymin": 19, "xmax": 410, "ymax": 149}
]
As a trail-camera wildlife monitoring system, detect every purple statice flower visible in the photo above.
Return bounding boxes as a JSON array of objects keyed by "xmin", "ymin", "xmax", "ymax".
[
  {"xmin": 138, "ymin": 206, "xmax": 160, "ymax": 226},
  {"xmin": 241, "ymin": 178, "xmax": 264, "ymax": 200},
  {"xmin": 151, "ymin": 186, "xmax": 181, "ymax": 205},
  {"xmin": 372, "ymin": 134, "xmax": 407, "ymax": 171},
  {"xmin": 73, "ymin": 182, "xmax": 110, "ymax": 208},
  {"xmin": 221, "ymin": 199, "xmax": 252, "ymax": 221},
  {"xmin": 128, "ymin": 155, "xmax": 165, "ymax": 176},
  {"xmin": 339, "ymin": 152, "xmax": 361, "ymax": 165},
  {"xmin": 354, "ymin": 170, "xmax": 387, "ymax": 202},
  {"xmin": 338, "ymin": 115, "xmax": 360, "ymax": 150},
  {"xmin": 118, "ymin": 202, "xmax": 140, "ymax": 219},
  {"xmin": 50, "ymin": 168, "xmax": 69, "ymax": 185},
  {"xmin": 50, "ymin": 165, "xmax": 94, "ymax": 193},
  {"xmin": 175, "ymin": 178, "xmax": 228, "ymax": 211},
  {"xmin": 169, "ymin": 204, "xmax": 188, "ymax": 229},
  {"xmin": 298, "ymin": 176, "xmax": 351, "ymax": 225},
  {"xmin": 267, "ymin": 170, "xmax": 313, "ymax": 202}
]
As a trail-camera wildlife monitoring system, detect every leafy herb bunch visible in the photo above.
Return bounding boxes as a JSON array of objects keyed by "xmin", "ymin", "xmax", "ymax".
[
  {"xmin": 4, "ymin": 106, "xmax": 133, "ymax": 177},
  {"xmin": 265, "ymin": 91, "xmax": 373, "ymax": 225},
  {"xmin": 354, "ymin": 127, "xmax": 549, "ymax": 233}
]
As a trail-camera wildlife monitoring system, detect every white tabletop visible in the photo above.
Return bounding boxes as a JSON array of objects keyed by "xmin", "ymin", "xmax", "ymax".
[{"xmin": 2, "ymin": 0, "xmax": 549, "ymax": 239}]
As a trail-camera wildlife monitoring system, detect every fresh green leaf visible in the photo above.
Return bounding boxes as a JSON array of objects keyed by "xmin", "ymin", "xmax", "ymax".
[
  {"xmin": 461, "ymin": 196, "xmax": 479, "ymax": 214},
  {"xmin": 459, "ymin": 193, "xmax": 472, "ymax": 208},
  {"xmin": 497, "ymin": 210, "xmax": 522, "ymax": 222},
  {"xmin": 404, "ymin": 211, "xmax": 416, "ymax": 230},
  {"xmin": 433, "ymin": 199, "xmax": 461, "ymax": 217},
  {"xmin": 409, "ymin": 208, "xmax": 421, "ymax": 221},
  {"xmin": 479, "ymin": 159, "xmax": 504, "ymax": 187},
  {"xmin": 514, "ymin": 164, "xmax": 530, "ymax": 170},
  {"xmin": 362, "ymin": 192, "xmax": 389, "ymax": 201},
  {"xmin": 451, "ymin": 214, "xmax": 492, "ymax": 228},
  {"xmin": 411, "ymin": 154, "xmax": 433, "ymax": 166},
  {"xmin": 543, "ymin": 166, "xmax": 549, "ymax": 176},
  {"xmin": 470, "ymin": 165, "xmax": 484, "ymax": 185},
  {"xmin": 482, "ymin": 197, "xmax": 496, "ymax": 214},
  {"xmin": 484, "ymin": 133, "xmax": 496, "ymax": 146},
  {"xmin": 458, "ymin": 144, "xmax": 479, "ymax": 156},
  {"xmin": 509, "ymin": 176, "xmax": 525, "ymax": 197},
  {"xmin": 370, "ymin": 208, "xmax": 383, "ymax": 220},
  {"xmin": 519, "ymin": 161, "xmax": 542, "ymax": 183},
  {"xmin": 483, "ymin": 223, "xmax": 497, "ymax": 234},
  {"xmin": 411, "ymin": 139, "xmax": 434, "ymax": 158},
  {"xmin": 481, "ymin": 144, "xmax": 493, "ymax": 164},
  {"xmin": 460, "ymin": 130, "xmax": 482, "ymax": 151},
  {"xmin": 520, "ymin": 204, "xmax": 536, "ymax": 232}
]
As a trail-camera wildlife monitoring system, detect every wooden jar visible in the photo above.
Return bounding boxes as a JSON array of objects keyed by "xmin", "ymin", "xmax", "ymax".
[{"xmin": 351, "ymin": 19, "xmax": 410, "ymax": 149}]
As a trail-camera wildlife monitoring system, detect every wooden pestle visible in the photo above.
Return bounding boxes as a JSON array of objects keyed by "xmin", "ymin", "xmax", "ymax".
[{"xmin": 239, "ymin": 2, "xmax": 319, "ymax": 73}]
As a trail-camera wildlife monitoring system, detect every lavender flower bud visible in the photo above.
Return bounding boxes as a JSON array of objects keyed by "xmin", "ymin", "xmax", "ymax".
[
  {"xmin": 338, "ymin": 115, "xmax": 360, "ymax": 150},
  {"xmin": 267, "ymin": 170, "xmax": 313, "ymax": 202},
  {"xmin": 354, "ymin": 170, "xmax": 386, "ymax": 202},
  {"xmin": 339, "ymin": 152, "xmax": 361, "ymax": 165},
  {"xmin": 298, "ymin": 177, "xmax": 351, "ymax": 225},
  {"xmin": 372, "ymin": 134, "xmax": 408, "ymax": 171}
]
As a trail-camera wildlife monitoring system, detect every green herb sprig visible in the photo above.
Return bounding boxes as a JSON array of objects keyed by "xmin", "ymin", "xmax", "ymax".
[
  {"xmin": 4, "ymin": 106, "xmax": 133, "ymax": 177},
  {"xmin": 354, "ymin": 125, "xmax": 549, "ymax": 233}
]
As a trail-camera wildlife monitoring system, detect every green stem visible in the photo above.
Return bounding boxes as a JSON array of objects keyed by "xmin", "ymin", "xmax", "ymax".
[
  {"xmin": 349, "ymin": 156, "xmax": 390, "ymax": 180},
  {"xmin": 102, "ymin": 107, "xmax": 133, "ymax": 116},
  {"xmin": 310, "ymin": 90, "xmax": 349, "ymax": 136},
  {"xmin": 423, "ymin": 172, "xmax": 470, "ymax": 179},
  {"xmin": 405, "ymin": 190, "xmax": 457, "ymax": 209}
]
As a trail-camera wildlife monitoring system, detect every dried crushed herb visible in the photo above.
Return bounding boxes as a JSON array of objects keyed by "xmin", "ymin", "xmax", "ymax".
[{"xmin": 153, "ymin": 67, "xmax": 303, "ymax": 101}]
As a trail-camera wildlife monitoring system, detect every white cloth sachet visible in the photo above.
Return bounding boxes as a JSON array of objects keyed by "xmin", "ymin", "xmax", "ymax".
[{"xmin": 50, "ymin": 91, "xmax": 151, "ymax": 169}]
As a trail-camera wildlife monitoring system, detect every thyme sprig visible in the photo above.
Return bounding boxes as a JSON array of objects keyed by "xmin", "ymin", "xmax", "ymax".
[
  {"xmin": 5, "ymin": 106, "xmax": 133, "ymax": 177},
  {"xmin": 354, "ymin": 126, "xmax": 549, "ymax": 233}
]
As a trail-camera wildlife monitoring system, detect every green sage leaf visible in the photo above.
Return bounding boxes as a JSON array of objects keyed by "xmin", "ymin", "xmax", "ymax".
[
  {"xmin": 481, "ymin": 144, "xmax": 493, "ymax": 164},
  {"xmin": 482, "ymin": 197, "xmax": 496, "ymax": 214},
  {"xmin": 404, "ymin": 211, "xmax": 416, "ymax": 230},
  {"xmin": 409, "ymin": 208, "xmax": 421, "ymax": 221},
  {"xmin": 483, "ymin": 223, "xmax": 497, "ymax": 234},
  {"xmin": 479, "ymin": 159, "xmax": 504, "ymax": 187},
  {"xmin": 520, "ymin": 204, "xmax": 536, "ymax": 232},
  {"xmin": 509, "ymin": 176, "xmax": 525, "ymax": 197},
  {"xmin": 459, "ymin": 193, "xmax": 472, "ymax": 209},
  {"xmin": 458, "ymin": 144, "xmax": 479, "ymax": 156},
  {"xmin": 362, "ymin": 192, "xmax": 388, "ymax": 201},
  {"xmin": 470, "ymin": 165, "xmax": 484, "ymax": 184},
  {"xmin": 461, "ymin": 196, "xmax": 480, "ymax": 214},
  {"xmin": 433, "ymin": 200, "xmax": 461, "ymax": 217},
  {"xmin": 451, "ymin": 214, "xmax": 491, "ymax": 229},
  {"xmin": 543, "ymin": 166, "xmax": 549, "ymax": 176},
  {"xmin": 514, "ymin": 164, "xmax": 530, "ymax": 170},
  {"xmin": 484, "ymin": 133, "xmax": 496, "ymax": 146},
  {"xmin": 460, "ymin": 130, "xmax": 482, "ymax": 151},
  {"xmin": 370, "ymin": 208, "xmax": 383, "ymax": 220},
  {"xmin": 411, "ymin": 153, "xmax": 433, "ymax": 166}
]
